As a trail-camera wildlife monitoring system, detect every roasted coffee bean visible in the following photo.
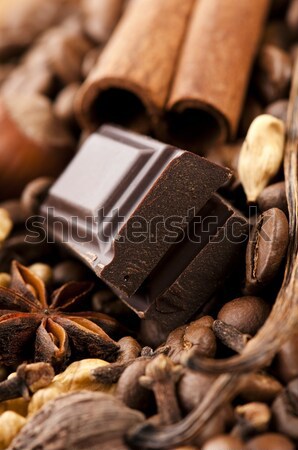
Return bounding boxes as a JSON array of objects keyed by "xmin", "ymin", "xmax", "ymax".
[
  {"xmin": 139, "ymin": 319, "xmax": 169, "ymax": 348},
  {"xmin": 265, "ymin": 99, "xmax": 289, "ymax": 123},
  {"xmin": 206, "ymin": 142, "xmax": 241, "ymax": 175},
  {"xmin": 272, "ymin": 378, "xmax": 298, "ymax": 440},
  {"xmin": 116, "ymin": 359, "xmax": 154, "ymax": 414},
  {"xmin": 239, "ymin": 372, "xmax": 282, "ymax": 403},
  {"xmin": 158, "ymin": 317, "xmax": 216, "ymax": 365},
  {"xmin": 286, "ymin": 0, "xmax": 298, "ymax": 38},
  {"xmin": 239, "ymin": 97, "xmax": 263, "ymax": 136},
  {"xmin": 246, "ymin": 208, "xmax": 289, "ymax": 292},
  {"xmin": 255, "ymin": 45, "xmax": 292, "ymax": 103},
  {"xmin": 201, "ymin": 435, "xmax": 244, "ymax": 450},
  {"xmin": 21, "ymin": 177, "xmax": 54, "ymax": 216},
  {"xmin": 54, "ymin": 83, "xmax": 80, "ymax": 128},
  {"xmin": 290, "ymin": 43, "xmax": 298, "ymax": 61},
  {"xmin": 275, "ymin": 333, "xmax": 298, "ymax": 383},
  {"xmin": 232, "ymin": 402, "xmax": 271, "ymax": 439},
  {"xmin": 213, "ymin": 320, "xmax": 251, "ymax": 353},
  {"xmin": 217, "ymin": 297, "xmax": 270, "ymax": 335},
  {"xmin": 0, "ymin": 200, "xmax": 26, "ymax": 225},
  {"xmin": 257, "ymin": 182, "xmax": 288, "ymax": 215},
  {"xmin": 246, "ymin": 433, "xmax": 295, "ymax": 450},
  {"xmin": 52, "ymin": 260, "xmax": 91, "ymax": 285},
  {"xmin": 270, "ymin": 0, "xmax": 291, "ymax": 17},
  {"xmin": 263, "ymin": 21, "xmax": 292, "ymax": 50},
  {"xmin": 178, "ymin": 370, "xmax": 216, "ymax": 413},
  {"xmin": 194, "ymin": 407, "xmax": 234, "ymax": 448}
]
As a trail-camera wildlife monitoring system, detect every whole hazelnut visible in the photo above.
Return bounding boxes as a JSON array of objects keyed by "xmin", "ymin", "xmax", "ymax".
[{"xmin": 0, "ymin": 93, "xmax": 74, "ymax": 200}]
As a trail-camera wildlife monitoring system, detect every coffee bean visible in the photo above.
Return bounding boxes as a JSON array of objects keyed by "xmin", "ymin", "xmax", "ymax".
[
  {"xmin": 194, "ymin": 407, "xmax": 233, "ymax": 448},
  {"xmin": 201, "ymin": 435, "xmax": 244, "ymax": 450},
  {"xmin": 0, "ymin": 200, "xmax": 26, "ymax": 225},
  {"xmin": 265, "ymin": 99, "xmax": 289, "ymax": 123},
  {"xmin": 246, "ymin": 433, "xmax": 295, "ymax": 450},
  {"xmin": 52, "ymin": 260, "xmax": 90, "ymax": 285},
  {"xmin": 217, "ymin": 297, "xmax": 270, "ymax": 335},
  {"xmin": 270, "ymin": 0, "xmax": 291, "ymax": 18},
  {"xmin": 272, "ymin": 379, "xmax": 298, "ymax": 440},
  {"xmin": 21, "ymin": 177, "xmax": 54, "ymax": 216},
  {"xmin": 286, "ymin": 0, "xmax": 298, "ymax": 38},
  {"xmin": 257, "ymin": 182, "xmax": 288, "ymax": 215},
  {"xmin": 159, "ymin": 318, "xmax": 217, "ymax": 364},
  {"xmin": 275, "ymin": 333, "xmax": 298, "ymax": 383},
  {"xmin": 239, "ymin": 372, "xmax": 282, "ymax": 403},
  {"xmin": 263, "ymin": 21, "xmax": 292, "ymax": 50},
  {"xmin": 178, "ymin": 370, "xmax": 216, "ymax": 413},
  {"xmin": 239, "ymin": 97, "xmax": 263, "ymax": 136},
  {"xmin": 255, "ymin": 45, "xmax": 292, "ymax": 103},
  {"xmin": 246, "ymin": 208, "xmax": 289, "ymax": 292}
]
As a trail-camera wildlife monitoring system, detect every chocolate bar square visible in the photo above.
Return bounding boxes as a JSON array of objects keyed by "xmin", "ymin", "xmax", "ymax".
[{"xmin": 41, "ymin": 126, "xmax": 248, "ymax": 331}]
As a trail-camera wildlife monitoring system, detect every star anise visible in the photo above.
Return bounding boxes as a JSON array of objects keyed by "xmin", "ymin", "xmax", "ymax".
[{"xmin": 0, "ymin": 261, "xmax": 121, "ymax": 369}]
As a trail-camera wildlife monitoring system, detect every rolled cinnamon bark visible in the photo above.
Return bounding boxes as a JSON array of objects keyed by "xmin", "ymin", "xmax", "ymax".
[
  {"xmin": 165, "ymin": 0, "xmax": 270, "ymax": 152},
  {"xmin": 76, "ymin": 0, "xmax": 195, "ymax": 132}
]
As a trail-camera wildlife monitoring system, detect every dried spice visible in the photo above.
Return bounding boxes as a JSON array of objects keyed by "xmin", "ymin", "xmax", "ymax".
[
  {"xmin": 29, "ymin": 359, "xmax": 116, "ymax": 415},
  {"xmin": 0, "ymin": 363, "xmax": 54, "ymax": 402},
  {"xmin": 0, "ymin": 261, "xmax": 120, "ymax": 369},
  {"xmin": 126, "ymin": 57, "xmax": 298, "ymax": 450},
  {"xmin": 9, "ymin": 391, "xmax": 145, "ymax": 450},
  {"xmin": 238, "ymin": 114, "xmax": 285, "ymax": 203},
  {"xmin": 0, "ymin": 411, "xmax": 26, "ymax": 450},
  {"xmin": 157, "ymin": 317, "xmax": 216, "ymax": 365}
]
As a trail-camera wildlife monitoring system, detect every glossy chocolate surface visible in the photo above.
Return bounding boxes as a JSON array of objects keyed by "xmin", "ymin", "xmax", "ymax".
[{"xmin": 42, "ymin": 126, "xmax": 248, "ymax": 331}]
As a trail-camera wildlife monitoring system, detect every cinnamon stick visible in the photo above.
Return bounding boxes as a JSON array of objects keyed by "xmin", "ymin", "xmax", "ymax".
[
  {"xmin": 76, "ymin": 0, "xmax": 195, "ymax": 132},
  {"xmin": 165, "ymin": 0, "xmax": 270, "ymax": 152}
]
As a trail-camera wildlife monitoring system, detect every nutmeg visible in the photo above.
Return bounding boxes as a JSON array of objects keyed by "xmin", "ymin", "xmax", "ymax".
[{"xmin": 0, "ymin": 93, "xmax": 75, "ymax": 200}]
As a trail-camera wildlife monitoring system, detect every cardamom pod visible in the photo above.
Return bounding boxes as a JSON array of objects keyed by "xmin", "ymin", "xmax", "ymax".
[
  {"xmin": 9, "ymin": 391, "xmax": 145, "ymax": 450},
  {"xmin": 238, "ymin": 114, "xmax": 285, "ymax": 202},
  {"xmin": 29, "ymin": 359, "xmax": 116, "ymax": 415},
  {"xmin": 0, "ymin": 411, "xmax": 26, "ymax": 450},
  {"xmin": 0, "ymin": 208, "xmax": 12, "ymax": 242}
]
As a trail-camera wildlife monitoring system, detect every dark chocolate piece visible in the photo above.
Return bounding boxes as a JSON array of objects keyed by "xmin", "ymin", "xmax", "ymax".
[{"xmin": 41, "ymin": 126, "xmax": 248, "ymax": 331}]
